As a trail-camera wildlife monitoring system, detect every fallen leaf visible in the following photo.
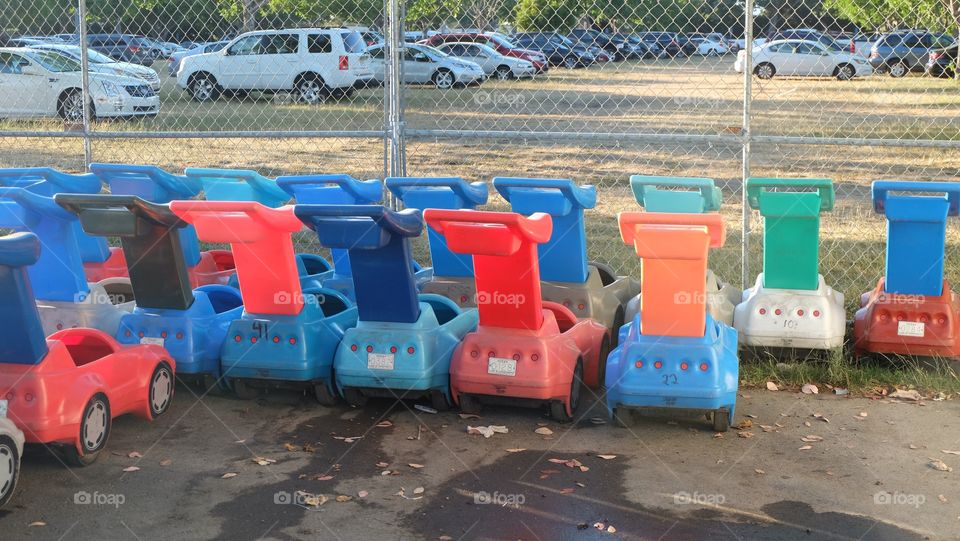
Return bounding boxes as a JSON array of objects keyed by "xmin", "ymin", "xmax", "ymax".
[
  {"xmin": 234, "ymin": 439, "xmax": 246, "ymax": 444},
  {"xmin": 560, "ymin": 487, "xmax": 575, "ymax": 494},
  {"xmin": 311, "ymin": 475, "xmax": 335, "ymax": 481},
  {"xmin": 413, "ymin": 486, "xmax": 425, "ymax": 495},
  {"xmin": 804, "ymin": 421, "xmax": 812, "ymax": 427},
  {"xmin": 938, "ymin": 494, "xmax": 948, "ymax": 503},
  {"xmin": 284, "ymin": 443, "xmax": 299, "ymax": 452},
  {"xmin": 737, "ymin": 431, "xmax": 754, "ymax": 439},
  {"xmin": 759, "ymin": 425, "xmax": 776, "ymax": 432},
  {"xmin": 414, "ymin": 405, "xmax": 438, "ymax": 414},
  {"xmin": 799, "ymin": 445, "xmax": 813, "ymax": 451},
  {"xmin": 589, "ymin": 417, "xmax": 606, "ymax": 425},
  {"xmin": 735, "ymin": 419, "xmax": 753, "ymax": 430},
  {"xmin": 358, "ymin": 490, "xmax": 369, "ymax": 498},
  {"xmin": 929, "ymin": 459, "xmax": 953, "ymax": 472},
  {"xmin": 766, "ymin": 381, "xmax": 779, "ymax": 391},
  {"xmin": 381, "ymin": 470, "xmax": 392, "ymax": 476},
  {"xmin": 376, "ymin": 420, "xmax": 393, "ymax": 428},
  {"xmin": 297, "ymin": 491, "xmax": 327, "ymax": 507},
  {"xmin": 28, "ymin": 521, "xmax": 46, "ymax": 527},
  {"xmin": 801, "ymin": 384, "xmax": 819, "ymax": 395},
  {"xmin": 458, "ymin": 413, "xmax": 480, "ymax": 420},
  {"xmin": 122, "ymin": 466, "xmax": 140, "ymax": 472},
  {"xmin": 335, "ymin": 495, "xmax": 353, "ymax": 502},
  {"xmin": 597, "ymin": 454, "xmax": 617, "ymax": 460},
  {"xmin": 801, "ymin": 435, "xmax": 824, "ymax": 443},
  {"xmin": 548, "ymin": 458, "xmax": 567, "ymax": 464},
  {"xmin": 128, "ymin": 451, "xmax": 143, "ymax": 458},
  {"xmin": 535, "ymin": 427, "xmax": 554, "ymax": 436},
  {"xmin": 745, "ymin": 414, "xmax": 758, "ymax": 419},
  {"xmin": 713, "ymin": 433, "xmax": 724, "ymax": 439},
  {"xmin": 466, "ymin": 425, "xmax": 508, "ymax": 438},
  {"xmin": 755, "ymin": 469, "xmax": 765, "ymax": 474},
  {"xmin": 579, "ymin": 465, "xmax": 589, "ymax": 472},
  {"xmin": 376, "ymin": 461, "xmax": 389, "ymax": 468},
  {"xmin": 812, "ymin": 413, "xmax": 830, "ymax": 423},
  {"xmin": 439, "ymin": 536, "xmax": 454, "ymax": 540},
  {"xmin": 253, "ymin": 457, "xmax": 276, "ymax": 466},
  {"xmin": 858, "ymin": 412, "xmax": 868, "ymax": 418},
  {"xmin": 505, "ymin": 448, "xmax": 526, "ymax": 453},
  {"xmin": 408, "ymin": 463, "xmax": 425, "ymax": 469},
  {"xmin": 607, "ymin": 526, "xmax": 617, "ymax": 533},
  {"xmin": 221, "ymin": 472, "xmax": 238, "ymax": 479},
  {"xmin": 303, "ymin": 443, "xmax": 317, "ymax": 453},
  {"xmin": 576, "ymin": 482, "xmax": 586, "ymax": 487},
  {"xmin": 909, "ymin": 444, "xmax": 919, "ymax": 450},
  {"xmin": 890, "ymin": 389, "xmax": 922, "ymax": 401},
  {"xmin": 159, "ymin": 459, "xmax": 172, "ymax": 466},
  {"xmin": 942, "ymin": 450, "xmax": 960, "ymax": 455}
]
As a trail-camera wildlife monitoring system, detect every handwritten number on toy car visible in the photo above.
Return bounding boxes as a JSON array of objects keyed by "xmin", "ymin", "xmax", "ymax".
[
  {"xmin": 662, "ymin": 373, "xmax": 679, "ymax": 385},
  {"xmin": 783, "ymin": 319, "xmax": 798, "ymax": 329},
  {"xmin": 252, "ymin": 321, "xmax": 269, "ymax": 338}
]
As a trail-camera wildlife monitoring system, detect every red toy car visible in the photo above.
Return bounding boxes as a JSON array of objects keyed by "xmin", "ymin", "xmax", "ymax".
[
  {"xmin": 424, "ymin": 209, "xmax": 608, "ymax": 422},
  {"xmin": 0, "ymin": 232, "xmax": 175, "ymax": 466},
  {"xmin": 419, "ymin": 33, "xmax": 549, "ymax": 73}
]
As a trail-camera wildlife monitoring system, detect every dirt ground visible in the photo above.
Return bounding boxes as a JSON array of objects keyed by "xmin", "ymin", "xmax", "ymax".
[{"xmin": 2, "ymin": 384, "xmax": 958, "ymax": 540}]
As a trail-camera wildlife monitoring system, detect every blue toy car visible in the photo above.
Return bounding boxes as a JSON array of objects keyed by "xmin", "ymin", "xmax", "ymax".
[
  {"xmin": 170, "ymin": 201, "xmax": 358, "ymax": 404},
  {"xmin": 386, "ymin": 176, "xmax": 488, "ymax": 307},
  {"xmin": 56, "ymin": 194, "xmax": 244, "ymax": 391},
  {"xmin": 606, "ymin": 211, "xmax": 738, "ymax": 431},
  {"xmin": 294, "ymin": 205, "xmax": 479, "ymax": 410}
]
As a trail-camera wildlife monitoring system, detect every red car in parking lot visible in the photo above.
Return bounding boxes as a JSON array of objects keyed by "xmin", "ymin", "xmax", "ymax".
[{"xmin": 419, "ymin": 33, "xmax": 549, "ymax": 73}]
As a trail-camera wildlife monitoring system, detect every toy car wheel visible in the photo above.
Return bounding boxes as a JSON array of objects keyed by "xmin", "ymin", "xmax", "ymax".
[
  {"xmin": 313, "ymin": 383, "xmax": 338, "ymax": 407},
  {"xmin": 232, "ymin": 379, "xmax": 260, "ymax": 400},
  {"xmin": 458, "ymin": 394, "xmax": 482, "ymax": 414},
  {"xmin": 429, "ymin": 390, "xmax": 450, "ymax": 412},
  {"xmin": 611, "ymin": 407, "xmax": 630, "ymax": 428},
  {"xmin": 201, "ymin": 374, "xmax": 226, "ymax": 396},
  {"xmin": 0, "ymin": 436, "xmax": 20, "ymax": 508},
  {"xmin": 149, "ymin": 361, "xmax": 175, "ymax": 418},
  {"xmin": 596, "ymin": 335, "xmax": 611, "ymax": 389},
  {"xmin": 551, "ymin": 358, "xmax": 583, "ymax": 423},
  {"xmin": 712, "ymin": 408, "xmax": 730, "ymax": 432},
  {"xmin": 342, "ymin": 387, "xmax": 368, "ymax": 408},
  {"xmin": 64, "ymin": 393, "xmax": 111, "ymax": 467}
]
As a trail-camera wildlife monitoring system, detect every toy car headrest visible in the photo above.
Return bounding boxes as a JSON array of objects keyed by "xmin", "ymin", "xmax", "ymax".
[
  {"xmin": 619, "ymin": 212, "xmax": 725, "ymax": 254},
  {"xmin": 0, "ymin": 167, "xmax": 102, "ymax": 195},
  {"xmin": 424, "ymin": 209, "xmax": 552, "ymax": 256},
  {"xmin": 0, "ymin": 231, "xmax": 40, "ymax": 268},
  {"xmin": 277, "ymin": 174, "xmax": 382, "ymax": 205},
  {"xmin": 185, "ymin": 167, "xmax": 290, "ymax": 207},
  {"xmin": 92, "ymin": 163, "xmax": 201, "ymax": 202},
  {"xmin": 872, "ymin": 180, "xmax": 960, "ymax": 216},
  {"xmin": 0, "ymin": 187, "xmax": 76, "ymax": 224},
  {"xmin": 0, "ymin": 232, "xmax": 49, "ymax": 365},
  {"xmin": 493, "ymin": 177, "xmax": 596, "ymax": 215},
  {"xmin": 294, "ymin": 205, "xmax": 423, "ymax": 249},
  {"xmin": 55, "ymin": 194, "xmax": 185, "ymax": 236},
  {"xmin": 629, "ymin": 175, "xmax": 721, "ymax": 213},
  {"xmin": 746, "ymin": 177, "xmax": 834, "ymax": 213},
  {"xmin": 386, "ymin": 176, "xmax": 488, "ymax": 208}
]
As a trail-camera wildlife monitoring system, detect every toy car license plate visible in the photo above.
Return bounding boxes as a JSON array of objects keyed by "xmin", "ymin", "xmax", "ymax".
[
  {"xmin": 897, "ymin": 321, "xmax": 925, "ymax": 337},
  {"xmin": 0, "ymin": 399, "xmax": 6, "ymax": 418},
  {"xmin": 487, "ymin": 357, "xmax": 517, "ymax": 377},
  {"xmin": 140, "ymin": 336, "xmax": 165, "ymax": 346},
  {"xmin": 367, "ymin": 353, "xmax": 395, "ymax": 370}
]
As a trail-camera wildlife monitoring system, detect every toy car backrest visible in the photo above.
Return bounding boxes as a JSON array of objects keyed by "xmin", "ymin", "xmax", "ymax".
[
  {"xmin": 872, "ymin": 180, "xmax": 960, "ymax": 296},
  {"xmin": 195, "ymin": 284, "xmax": 244, "ymax": 314},
  {"xmin": 302, "ymin": 287, "xmax": 352, "ymax": 318},
  {"xmin": 0, "ymin": 232, "xmax": 50, "ymax": 365},
  {"xmin": 185, "ymin": 167, "xmax": 290, "ymax": 207},
  {"xmin": 543, "ymin": 301, "xmax": 578, "ymax": 333},
  {"xmin": 297, "ymin": 253, "xmax": 333, "ymax": 276},
  {"xmin": 425, "ymin": 209, "xmax": 552, "ymax": 331},
  {"xmin": 91, "ymin": 163, "xmax": 203, "ymax": 267},
  {"xmin": 746, "ymin": 177, "xmax": 834, "ymax": 291},
  {"xmin": 47, "ymin": 328, "xmax": 120, "ymax": 367},
  {"xmin": 171, "ymin": 201, "xmax": 305, "ymax": 316},
  {"xmin": 619, "ymin": 212, "xmax": 725, "ymax": 338},
  {"xmin": 294, "ymin": 205, "xmax": 422, "ymax": 324},
  {"xmin": 629, "ymin": 175, "xmax": 721, "ymax": 213},
  {"xmin": 0, "ymin": 187, "xmax": 89, "ymax": 301},
  {"xmin": 56, "ymin": 194, "xmax": 194, "ymax": 311},
  {"xmin": 493, "ymin": 177, "xmax": 595, "ymax": 284},
  {"xmin": 277, "ymin": 174, "xmax": 383, "ymax": 278},
  {"xmin": 418, "ymin": 293, "xmax": 462, "ymax": 326},
  {"xmin": 0, "ymin": 168, "xmax": 112, "ymax": 263},
  {"xmin": 386, "ymin": 176, "xmax": 488, "ymax": 278}
]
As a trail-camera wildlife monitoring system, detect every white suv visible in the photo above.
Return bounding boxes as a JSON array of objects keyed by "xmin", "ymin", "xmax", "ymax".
[{"xmin": 177, "ymin": 28, "xmax": 373, "ymax": 103}]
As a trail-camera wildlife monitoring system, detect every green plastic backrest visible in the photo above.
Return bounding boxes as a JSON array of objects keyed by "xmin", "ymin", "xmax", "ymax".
[
  {"xmin": 630, "ymin": 175, "xmax": 722, "ymax": 213},
  {"xmin": 746, "ymin": 177, "xmax": 834, "ymax": 290}
]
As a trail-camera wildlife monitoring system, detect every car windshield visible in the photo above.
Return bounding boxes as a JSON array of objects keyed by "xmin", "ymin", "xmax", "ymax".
[
  {"xmin": 341, "ymin": 31, "xmax": 366, "ymax": 53},
  {"xmin": 85, "ymin": 48, "xmax": 116, "ymax": 63},
  {"xmin": 27, "ymin": 50, "xmax": 81, "ymax": 72},
  {"xmin": 551, "ymin": 35, "xmax": 574, "ymax": 47},
  {"xmin": 932, "ymin": 34, "xmax": 955, "ymax": 48},
  {"xmin": 411, "ymin": 45, "xmax": 446, "ymax": 61},
  {"xmin": 487, "ymin": 35, "xmax": 516, "ymax": 48}
]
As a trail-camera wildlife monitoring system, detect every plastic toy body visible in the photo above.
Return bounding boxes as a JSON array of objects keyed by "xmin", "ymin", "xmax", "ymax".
[
  {"xmin": 493, "ymin": 178, "xmax": 639, "ymax": 337},
  {"xmin": 0, "ymin": 406, "xmax": 25, "ymax": 508},
  {"xmin": 0, "ymin": 232, "xmax": 174, "ymax": 466},
  {"xmin": 627, "ymin": 175, "xmax": 740, "ymax": 325},
  {"xmin": 88, "ymin": 163, "xmax": 236, "ymax": 286},
  {"xmin": 734, "ymin": 178, "xmax": 845, "ymax": 350},
  {"xmin": 56, "ymin": 195, "xmax": 244, "ymax": 385},
  {"xmin": 0, "ymin": 187, "xmax": 134, "ymax": 335},
  {"xmin": 295, "ymin": 205, "xmax": 478, "ymax": 409},
  {"xmin": 855, "ymin": 181, "xmax": 960, "ymax": 358},
  {"xmin": 606, "ymin": 212, "xmax": 738, "ymax": 431},
  {"xmin": 424, "ymin": 209, "xmax": 608, "ymax": 422},
  {"xmin": 170, "ymin": 201, "xmax": 357, "ymax": 402},
  {"xmin": 387, "ymin": 177, "xmax": 488, "ymax": 307}
]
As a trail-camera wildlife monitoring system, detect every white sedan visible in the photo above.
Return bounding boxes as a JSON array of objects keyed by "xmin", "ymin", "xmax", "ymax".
[
  {"xmin": 735, "ymin": 39, "xmax": 873, "ymax": 80},
  {"xmin": 691, "ymin": 37, "xmax": 728, "ymax": 56},
  {"xmin": 367, "ymin": 44, "xmax": 485, "ymax": 89},
  {"xmin": 436, "ymin": 42, "xmax": 536, "ymax": 79},
  {"xmin": 31, "ymin": 43, "xmax": 161, "ymax": 90},
  {"xmin": 0, "ymin": 48, "xmax": 160, "ymax": 120}
]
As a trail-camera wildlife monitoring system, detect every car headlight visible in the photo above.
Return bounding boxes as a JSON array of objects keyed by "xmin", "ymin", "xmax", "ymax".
[{"xmin": 100, "ymin": 80, "xmax": 121, "ymax": 96}]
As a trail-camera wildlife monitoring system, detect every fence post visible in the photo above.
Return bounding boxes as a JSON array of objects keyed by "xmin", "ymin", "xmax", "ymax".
[
  {"xmin": 78, "ymin": 0, "xmax": 93, "ymax": 170},
  {"xmin": 384, "ymin": 0, "xmax": 405, "ymax": 182},
  {"xmin": 741, "ymin": 0, "xmax": 755, "ymax": 289}
]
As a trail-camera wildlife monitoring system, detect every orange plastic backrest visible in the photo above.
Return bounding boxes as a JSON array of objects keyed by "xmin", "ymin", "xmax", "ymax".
[
  {"xmin": 619, "ymin": 212, "xmax": 725, "ymax": 337},
  {"xmin": 170, "ymin": 201, "xmax": 305, "ymax": 315},
  {"xmin": 424, "ymin": 209, "xmax": 552, "ymax": 331}
]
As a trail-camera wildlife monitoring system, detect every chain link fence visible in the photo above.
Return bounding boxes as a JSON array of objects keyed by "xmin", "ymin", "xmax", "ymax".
[{"xmin": 1, "ymin": 0, "xmax": 958, "ymax": 305}]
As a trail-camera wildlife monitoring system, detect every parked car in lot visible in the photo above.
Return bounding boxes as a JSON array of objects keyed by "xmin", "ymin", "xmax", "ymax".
[
  {"xmin": 636, "ymin": 32, "xmax": 697, "ymax": 57},
  {"xmin": 691, "ymin": 36, "xmax": 728, "ymax": 56},
  {"xmin": 870, "ymin": 30, "xmax": 956, "ymax": 77},
  {"xmin": 367, "ymin": 43, "xmax": 484, "ymax": 88},
  {"xmin": 561, "ymin": 33, "xmax": 611, "ymax": 62},
  {"xmin": 926, "ymin": 43, "xmax": 957, "ymax": 78},
  {"xmin": 85, "ymin": 34, "xmax": 157, "ymax": 66},
  {"xmin": 766, "ymin": 29, "xmax": 850, "ymax": 53},
  {"xmin": 569, "ymin": 29, "xmax": 630, "ymax": 60},
  {"xmin": 168, "ymin": 40, "xmax": 229, "ymax": 77},
  {"xmin": 613, "ymin": 33, "xmax": 659, "ymax": 59},
  {"xmin": 31, "ymin": 44, "xmax": 161, "ymax": 90},
  {"xmin": 436, "ymin": 42, "xmax": 535, "ymax": 79},
  {"xmin": 513, "ymin": 32, "xmax": 594, "ymax": 68},
  {"xmin": 0, "ymin": 48, "xmax": 159, "ymax": 120},
  {"xmin": 736, "ymin": 39, "xmax": 872, "ymax": 80},
  {"xmin": 419, "ymin": 33, "xmax": 548, "ymax": 73},
  {"xmin": 177, "ymin": 28, "xmax": 373, "ymax": 103},
  {"xmin": 691, "ymin": 33, "xmax": 739, "ymax": 53}
]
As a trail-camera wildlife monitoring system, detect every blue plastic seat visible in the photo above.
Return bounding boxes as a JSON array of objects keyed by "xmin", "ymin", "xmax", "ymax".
[
  {"xmin": 493, "ymin": 177, "xmax": 596, "ymax": 284},
  {"xmin": 386, "ymin": 177, "xmax": 487, "ymax": 278},
  {"xmin": 185, "ymin": 167, "xmax": 290, "ymax": 207},
  {"xmin": 0, "ymin": 232, "xmax": 49, "ymax": 365}
]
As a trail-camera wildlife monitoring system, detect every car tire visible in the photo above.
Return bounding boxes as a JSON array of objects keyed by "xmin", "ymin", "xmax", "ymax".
[
  {"xmin": 835, "ymin": 63, "xmax": 856, "ymax": 81},
  {"xmin": 551, "ymin": 357, "xmax": 583, "ymax": 423},
  {"xmin": 458, "ymin": 393, "xmax": 482, "ymax": 414},
  {"xmin": 296, "ymin": 75, "xmax": 328, "ymax": 104},
  {"xmin": 232, "ymin": 378, "xmax": 260, "ymax": 400},
  {"xmin": 563, "ymin": 56, "xmax": 578, "ymax": 69},
  {"xmin": 0, "ymin": 435, "xmax": 19, "ymax": 509},
  {"xmin": 148, "ymin": 361, "xmax": 175, "ymax": 418},
  {"xmin": 494, "ymin": 65, "xmax": 513, "ymax": 80},
  {"xmin": 754, "ymin": 62, "xmax": 776, "ymax": 80},
  {"xmin": 189, "ymin": 73, "xmax": 221, "ymax": 102},
  {"xmin": 596, "ymin": 334, "xmax": 611, "ymax": 390},
  {"xmin": 429, "ymin": 390, "xmax": 450, "ymax": 411},
  {"xmin": 63, "ymin": 393, "xmax": 111, "ymax": 467},
  {"xmin": 58, "ymin": 89, "xmax": 89, "ymax": 121},
  {"xmin": 433, "ymin": 68, "xmax": 455, "ymax": 89},
  {"xmin": 314, "ymin": 383, "xmax": 338, "ymax": 406},
  {"xmin": 712, "ymin": 408, "xmax": 730, "ymax": 432},
  {"xmin": 342, "ymin": 387, "xmax": 367, "ymax": 408},
  {"xmin": 888, "ymin": 60, "xmax": 908, "ymax": 78}
]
